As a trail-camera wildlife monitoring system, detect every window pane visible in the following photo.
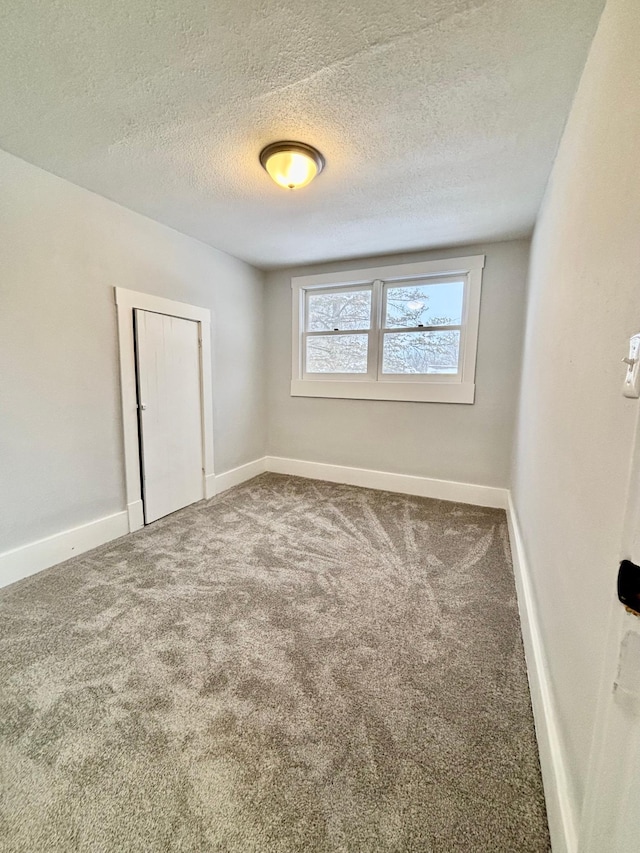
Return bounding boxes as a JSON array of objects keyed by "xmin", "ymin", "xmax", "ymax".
[
  {"xmin": 382, "ymin": 331, "xmax": 460, "ymax": 374},
  {"xmin": 307, "ymin": 289, "xmax": 371, "ymax": 332},
  {"xmin": 306, "ymin": 334, "xmax": 368, "ymax": 373},
  {"xmin": 385, "ymin": 281, "xmax": 464, "ymax": 328}
]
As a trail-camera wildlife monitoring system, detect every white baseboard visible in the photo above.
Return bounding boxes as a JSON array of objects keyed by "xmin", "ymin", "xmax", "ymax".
[
  {"xmin": 205, "ymin": 473, "xmax": 216, "ymax": 500},
  {"xmin": 214, "ymin": 457, "xmax": 267, "ymax": 495},
  {"xmin": 264, "ymin": 456, "xmax": 508, "ymax": 509},
  {"xmin": 0, "ymin": 511, "xmax": 129, "ymax": 590},
  {"xmin": 506, "ymin": 495, "xmax": 578, "ymax": 853},
  {"xmin": 0, "ymin": 457, "xmax": 506, "ymax": 591},
  {"xmin": 127, "ymin": 500, "xmax": 144, "ymax": 532}
]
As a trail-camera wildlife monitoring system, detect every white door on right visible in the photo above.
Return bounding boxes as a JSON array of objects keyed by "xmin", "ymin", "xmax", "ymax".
[
  {"xmin": 581, "ymin": 437, "xmax": 640, "ymax": 853},
  {"xmin": 134, "ymin": 309, "xmax": 204, "ymax": 523}
]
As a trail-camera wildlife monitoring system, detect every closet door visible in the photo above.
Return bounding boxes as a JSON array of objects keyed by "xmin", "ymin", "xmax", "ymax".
[{"xmin": 134, "ymin": 309, "xmax": 204, "ymax": 523}]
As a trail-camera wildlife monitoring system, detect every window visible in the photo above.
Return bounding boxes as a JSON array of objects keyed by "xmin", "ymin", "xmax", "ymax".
[{"xmin": 291, "ymin": 255, "xmax": 484, "ymax": 403}]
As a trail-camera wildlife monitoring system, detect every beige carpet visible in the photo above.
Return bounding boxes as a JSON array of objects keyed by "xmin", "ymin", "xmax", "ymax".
[{"xmin": 0, "ymin": 473, "xmax": 549, "ymax": 852}]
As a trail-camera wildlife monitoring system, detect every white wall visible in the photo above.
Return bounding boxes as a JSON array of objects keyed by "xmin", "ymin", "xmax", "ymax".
[
  {"xmin": 265, "ymin": 240, "xmax": 529, "ymax": 488},
  {"xmin": 0, "ymin": 149, "xmax": 266, "ymax": 555},
  {"xmin": 511, "ymin": 0, "xmax": 640, "ymax": 820}
]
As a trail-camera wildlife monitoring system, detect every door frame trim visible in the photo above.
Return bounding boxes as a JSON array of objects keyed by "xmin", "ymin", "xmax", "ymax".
[{"xmin": 114, "ymin": 287, "xmax": 215, "ymax": 531}]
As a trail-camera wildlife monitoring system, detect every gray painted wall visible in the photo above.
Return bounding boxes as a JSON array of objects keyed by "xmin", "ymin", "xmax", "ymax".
[
  {"xmin": 265, "ymin": 240, "xmax": 529, "ymax": 487},
  {"xmin": 0, "ymin": 149, "xmax": 266, "ymax": 553},
  {"xmin": 511, "ymin": 0, "xmax": 640, "ymax": 811}
]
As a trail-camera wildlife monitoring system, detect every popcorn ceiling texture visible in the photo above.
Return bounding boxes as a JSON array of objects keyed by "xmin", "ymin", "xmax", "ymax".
[
  {"xmin": 0, "ymin": 474, "xmax": 549, "ymax": 851},
  {"xmin": 0, "ymin": 0, "xmax": 603, "ymax": 268}
]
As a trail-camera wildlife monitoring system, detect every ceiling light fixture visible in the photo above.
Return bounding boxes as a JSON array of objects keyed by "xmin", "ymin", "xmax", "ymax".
[{"xmin": 259, "ymin": 141, "xmax": 325, "ymax": 190}]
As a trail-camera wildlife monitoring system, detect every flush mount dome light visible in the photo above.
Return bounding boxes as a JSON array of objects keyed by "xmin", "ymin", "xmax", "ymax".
[{"xmin": 259, "ymin": 141, "xmax": 325, "ymax": 190}]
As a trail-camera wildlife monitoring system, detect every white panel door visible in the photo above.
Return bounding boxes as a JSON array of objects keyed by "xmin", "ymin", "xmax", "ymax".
[
  {"xmin": 581, "ymin": 416, "xmax": 640, "ymax": 853},
  {"xmin": 134, "ymin": 309, "xmax": 204, "ymax": 523}
]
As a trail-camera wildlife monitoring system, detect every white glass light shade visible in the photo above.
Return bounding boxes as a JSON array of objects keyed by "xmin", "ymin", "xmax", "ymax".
[{"xmin": 259, "ymin": 142, "xmax": 325, "ymax": 190}]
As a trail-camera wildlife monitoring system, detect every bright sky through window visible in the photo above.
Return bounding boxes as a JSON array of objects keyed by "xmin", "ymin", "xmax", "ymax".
[{"xmin": 385, "ymin": 281, "xmax": 464, "ymax": 328}]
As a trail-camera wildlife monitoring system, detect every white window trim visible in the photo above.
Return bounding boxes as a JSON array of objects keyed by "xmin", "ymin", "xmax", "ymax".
[
  {"xmin": 114, "ymin": 287, "xmax": 215, "ymax": 532},
  {"xmin": 291, "ymin": 254, "xmax": 485, "ymax": 404}
]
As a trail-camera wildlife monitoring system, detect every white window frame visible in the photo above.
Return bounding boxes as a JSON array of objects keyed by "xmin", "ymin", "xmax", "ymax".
[{"xmin": 291, "ymin": 254, "xmax": 485, "ymax": 404}]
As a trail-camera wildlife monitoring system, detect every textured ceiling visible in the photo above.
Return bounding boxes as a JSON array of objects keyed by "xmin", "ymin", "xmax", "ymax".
[{"xmin": 0, "ymin": 0, "xmax": 604, "ymax": 269}]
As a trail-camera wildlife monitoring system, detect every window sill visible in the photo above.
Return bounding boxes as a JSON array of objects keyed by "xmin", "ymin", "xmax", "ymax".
[{"xmin": 290, "ymin": 379, "xmax": 475, "ymax": 404}]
